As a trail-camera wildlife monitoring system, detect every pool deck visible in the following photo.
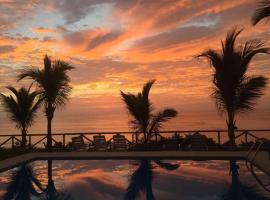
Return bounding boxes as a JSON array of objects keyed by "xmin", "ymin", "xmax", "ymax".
[{"xmin": 0, "ymin": 151, "xmax": 269, "ymax": 175}]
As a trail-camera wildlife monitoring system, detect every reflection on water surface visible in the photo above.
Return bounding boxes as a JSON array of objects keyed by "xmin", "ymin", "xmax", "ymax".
[{"xmin": 0, "ymin": 160, "xmax": 269, "ymax": 200}]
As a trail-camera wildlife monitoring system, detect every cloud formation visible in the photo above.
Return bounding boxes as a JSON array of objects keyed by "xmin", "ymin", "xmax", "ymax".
[{"xmin": 0, "ymin": 0, "xmax": 269, "ymax": 134}]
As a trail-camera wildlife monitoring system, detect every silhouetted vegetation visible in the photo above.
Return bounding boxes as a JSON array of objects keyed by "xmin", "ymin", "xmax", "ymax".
[
  {"xmin": 198, "ymin": 29, "xmax": 268, "ymax": 147},
  {"xmin": 125, "ymin": 159, "xmax": 179, "ymax": 200},
  {"xmin": 18, "ymin": 55, "xmax": 74, "ymax": 149},
  {"xmin": 0, "ymin": 86, "xmax": 41, "ymax": 149},
  {"xmin": 121, "ymin": 80, "xmax": 177, "ymax": 144},
  {"xmin": 2, "ymin": 164, "xmax": 43, "ymax": 200},
  {"xmin": 252, "ymin": 0, "xmax": 270, "ymax": 25}
]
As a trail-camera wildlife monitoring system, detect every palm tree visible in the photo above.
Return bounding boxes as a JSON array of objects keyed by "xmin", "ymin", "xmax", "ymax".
[
  {"xmin": 252, "ymin": 0, "xmax": 270, "ymax": 26},
  {"xmin": 18, "ymin": 55, "xmax": 74, "ymax": 149},
  {"xmin": 2, "ymin": 164, "xmax": 43, "ymax": 200},
  {"xmin": 121, "ymin": 80, "xmax": 179, "ymax": 199},
  {"xmin": 198, "ymin": 29, "xmax": 268, "ymax": 146},
  {"xmin": 125, "ymin": 159, "xmax": 179, "ymax": 200},
  {"xmin": 0, "ymin": 86, "xmax": 41, "ymax": 149},
  {"xmin": 121, "ymin": 80, "xmax": 178, "ymax": 143}
]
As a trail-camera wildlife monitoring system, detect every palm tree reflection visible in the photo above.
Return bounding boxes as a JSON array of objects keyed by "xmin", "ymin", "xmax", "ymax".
[
  {"xmin": 3, "ymin": 164, "xmax": 43, "ymax": 200},
  {"xmin": 2, "ymin": 161, "xmax": 72, "ymax": 200},
  {"xmin": 41, "ymin": 160, "xmax": 72, "ymax": 200},
  {"xmin": 125, "ymin": 159, "xmax": 179, "ymax": 200},
  {"xmin": 221, "ymin": 161, "xmax": 270, "ymax": 200}
]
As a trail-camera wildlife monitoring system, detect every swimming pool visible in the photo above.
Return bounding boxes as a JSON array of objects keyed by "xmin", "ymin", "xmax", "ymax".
[{"xmin": 0, "ymin": 159, "xmax": 269, "ymax": 200}]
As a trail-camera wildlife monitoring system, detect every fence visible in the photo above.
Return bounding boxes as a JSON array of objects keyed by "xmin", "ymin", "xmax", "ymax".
[{"xmin": 0, "ymin": 129, "xmax": 269, "ymax": 150}]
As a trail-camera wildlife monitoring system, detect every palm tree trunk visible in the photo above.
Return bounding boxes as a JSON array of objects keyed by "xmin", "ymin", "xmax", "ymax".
[
  {"xmin": 47, "ymin": 159, "xmax": 56, "ymax": 197},
  {"xmin": 46, "ymin": 104, "xmax": 54, "ymax": 149},
  {"xmin": 47, "ymin": 116, "xmax": 52, "ymax": 149},
  {"xmin": 21, "ymin": 126, "xmax": 27, "ymax": 150},
  {"xmin": 227, "ymin": 111, "xmax": 236, "ymax": 147},
  {"xmin": 143, "ymin": 131, "xmax": 147, "ymax": 144}
]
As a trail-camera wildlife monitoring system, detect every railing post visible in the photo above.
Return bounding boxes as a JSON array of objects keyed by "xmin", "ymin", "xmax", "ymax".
[
  {"xmin": 11, "ymin": 136, "xmax": 14, "ymax": 149},
  {"xmin": 218, "ymin": 131, "xmax": 221, "ymax": 145},
  {"xmin": 63, "ymin": 134, "xmax": 66, "ymax": 148},
  {"xmin": 29, "ymin": 135, "xmax": 31, "ymax": 148},
  {"xmin": 245, "ymin": 131, "xmax": 248, "ymax": 144}
]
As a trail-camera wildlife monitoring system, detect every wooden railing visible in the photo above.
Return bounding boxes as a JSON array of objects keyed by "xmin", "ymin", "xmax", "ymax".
[{"xmin": 0, "ymin": 129, "xmax": 269, "ymax": 150}]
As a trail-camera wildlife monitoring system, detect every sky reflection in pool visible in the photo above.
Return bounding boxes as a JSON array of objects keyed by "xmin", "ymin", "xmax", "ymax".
[{"xmin": 0, "ymin": 160, "xmax": 269, "ymax": 200}]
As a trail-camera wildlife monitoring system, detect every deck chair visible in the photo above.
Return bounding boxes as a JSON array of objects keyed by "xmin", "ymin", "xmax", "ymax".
[
  {"xmin": 71, "ymin": 136, "xmax": 86, "ymax": 151},
  {"xmin": 189, "ymin": 132, "xmax": 208, "ymax": 151},
  {"xmin": 112, "ymin": 134, "xmax": 127, "ymax": 151},
  {"xmin": 93, "ymin": 135, "xmax": 107, "ymax": 151}
]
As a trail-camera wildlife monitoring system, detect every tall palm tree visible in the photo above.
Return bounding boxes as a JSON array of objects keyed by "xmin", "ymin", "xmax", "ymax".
[
  {"xmin": 0, "ymin": 86, "xmax": 41, "ymax": 149},
  {"xmin": 18, "ymin": 55, "xmax": 74, "ymax": 148},
  {"xmin": 198, "ymin": 29, "xmax": 268, "ymax": 146},
  {"xmin": 121, "ymin": 80, "xmax": 178, "ymax": 143},
  {"xmin": 2, "ymin": 164, "xmax": 43, "ymax": 200},
  {"xmin": 252, "ymin": 0, "xmax": 270, "ymax": 26}
]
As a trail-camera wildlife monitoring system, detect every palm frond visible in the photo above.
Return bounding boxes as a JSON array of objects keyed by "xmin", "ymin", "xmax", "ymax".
[
  {"xmin": 121, "ymin": 91, "xmax": 144, "ymax": 132},
  {"xmin": 252, "ymin": 0, "xmax": 270, "ymax": 25},
  {"xmin": 18, "ymin": 56, "xmax": 74, "ymax": 113},
  {"xmin": 198, "ymin": 28, "xmax": 268, "ymax": 118},
  {"xmin": 18, "ymin": 68, "xmax": 43, "ymax": 82},
  {"xmin": 241, "ymin": 40, "xmax": 270, "ymax": 71},
  {"xmin": 0, "ymin": 86, "xmax": 41, "ymax": 130},
  {"xmin": 235, "ymin": 76, "xmax": 268, "ymax": 112},
  {"xmin": 148, "ymin": 108, "xmax": 177, "ymax": 139},
  {"xmin": 197, "ymin": 50, "xmax": 223, "ymax": 71}
]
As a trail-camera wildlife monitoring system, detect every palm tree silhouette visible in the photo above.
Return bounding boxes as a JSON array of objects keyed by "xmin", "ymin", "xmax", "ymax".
[
  {"xmin": 252, "ymin": 0, "xmax": 270, "ymax": 26},
  {"xmin": 121, "ymin": 80, "xmax": 179, "ymax": 200},
  {"xmin": 121, "ymin": 80, "xmax": 178, "ymax": 143},
  {"xmin": 125, "ymin": 160, "xmax": 179, "ymax": 200},
  {"xmin": 18, "ymin": 55, "xmax": 74, "ymax": 149},
  {"xmin": 198, "ymin": 29, "xmax": 268, "ymax": 146},
  {"xmin": 221, "ymin": 161, "xmax": 270, "ymax": 200},
  {"xmin": 0, "ymin": 86, "xmax": 41, "ymax": 149},
  {"xmin": 2, "ymin": 164, "xmax": 43, "ymax": 200}
]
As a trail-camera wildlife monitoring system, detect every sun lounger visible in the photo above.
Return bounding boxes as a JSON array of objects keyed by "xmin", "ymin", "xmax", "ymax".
[
  {"xmin": 93, "ymin": 135, "xmax": 107, "ymax": 151},
  {"xmin": 71, "ymin": 136, "xmax": 87, "ymax": 151},
  {"xmin": 112, "ymin": 134, "xmax": 127, "ymax": 151}
]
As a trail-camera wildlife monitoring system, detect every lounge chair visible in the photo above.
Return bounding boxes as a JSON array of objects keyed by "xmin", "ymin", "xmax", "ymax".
[
  {"xmin": 93, "ymin": 135, "xmax": 107, "ymax": 151},
  {"xmin": 71, "ymin": 136, "xmax": 87, "ymax": 151},
  {"xmin": 189, "ymin": 132, "xmax": 208, "ymax": 151},
  {"xmin": 112, "ymin": 134, "xmax": 127, "ymax": 151}
]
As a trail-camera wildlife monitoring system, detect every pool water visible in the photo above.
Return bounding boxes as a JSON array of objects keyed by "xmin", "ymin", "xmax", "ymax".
[{"xmin": 0, "ymin": 160, "xmax": 269, "ymax": 200}]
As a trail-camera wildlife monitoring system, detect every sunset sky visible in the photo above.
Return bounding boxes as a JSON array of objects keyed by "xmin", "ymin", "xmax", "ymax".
[{"xmin": 0, "ymin": 0, "xmax": 269, "ymax": 134}]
